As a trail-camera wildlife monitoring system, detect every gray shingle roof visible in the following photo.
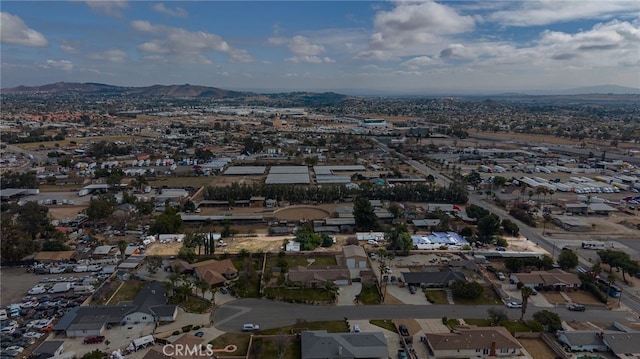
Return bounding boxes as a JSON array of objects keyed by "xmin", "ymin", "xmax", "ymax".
[{"xmin": 301, "ymin": 331, "xmax": 388, "ymax": 359}]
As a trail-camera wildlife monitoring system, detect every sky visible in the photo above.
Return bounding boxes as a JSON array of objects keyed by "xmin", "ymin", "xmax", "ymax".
[{"xmin": 1, "ymin": 0, "xmax": 640, "ymax": 94}]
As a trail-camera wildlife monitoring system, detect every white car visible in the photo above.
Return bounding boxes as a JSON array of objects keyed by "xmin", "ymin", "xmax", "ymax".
[
  {"xmin": 24, "ymin": 332, "xmax": 44, "ymax": 339},
  {"xmin": 506, "ymin": 301, "xmax": 522, "ymax": 308},
  {"xmin": 28, "ymin": 286, "xmax": 47, "ymax": 295},
  {"xmin": 242, "ymin": 324, "xmax": 260, "ymax": 331}
]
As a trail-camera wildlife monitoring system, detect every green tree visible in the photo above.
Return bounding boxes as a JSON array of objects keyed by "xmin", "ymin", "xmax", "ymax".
[
  {"xmin": 86, "ymin": 195, "xmax": 116, "ymax": 221},
  {"xmin": 41, "ymin": 239, "xmax": 69, "ymax": 251},
  {"xmin": 520, "ymin": 286, "xmax": 534, "ymax": 321},
  {"xmin": 450, "ymin": 280, "xmax": 483, "ymax": 299},
  {"xmin": 353, "ymin": 196, "xmax": 378, "ymax": 230},
  {"xmin": 150, "ymin": 206, "xmax": 184, "ymax": 234},
  {"xmin": 178, "ymin": 246, "xmax": 196, "ymax": 263},
  {"xmin": 487, "ymin": 307, "xmax": 508, "ymax": 326},
  {"xmin": 465, "ymin": 171, "xmax": 482, "ymax": 190},
  {"xmin": 557, "ymin": 249, "xmax": 579, "ymax": 270},
  {"xmin": 501, "ymin": 219, "xmax": 520, "ymax": 236},
  {"xmin": 117, "ymin": 240, "xmax": 128, "ymax": 261},
  {"xmin": 477, "ymin": 213, "xmax": 502, "ymax": 243},
  {"xmin": 16, "ymin": 201, "xmax": 51, "ymax": 239},
  {"xmin": 146, "ymin": 255, "xmax": 163, "ymax": 274},
  {"xmin": 532, "ymin": 310, "xmax": 562, "ymax": 332}
]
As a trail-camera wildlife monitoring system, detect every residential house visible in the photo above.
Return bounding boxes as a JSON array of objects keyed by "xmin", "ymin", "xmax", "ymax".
[
  {"xmin": 603, "ymin": 332, "xmax": 640, "ymax": 358},
  {"xmin": 288, "ymin": 266, "xmax": 351, "ymax": 286},
  {"xmin": 54, "ymin": 281, "xmax": 177, "ymax": 337},
  {"xmin": 401, "ymin": 268, "xmax": 466, "ymax": 288},
  {"xmin": 123, "ymin": 281, "xmax": 178, "ymax": 324},
  {"xmin": 342, "ymin": 245, "xmax": 368, "ymax": 269},
  {"xmin": 191, "ymin": 259, "xmax": 238, "ymax": 287},
  {"xmin": 556, "ymin": 331, "xmax": 608, "ymax": 352},
  {"xmin": 510, "ymin": 268, "xmax": 581, "ymax": 290},
  {"xmin": 32, "ymin": 341, "xmax": 65, "ymax": 359},
  {"xmin": 301, "ymin": 330, "xmax": 388, "ymax": 359},
  {"xmin": 424, "ymin": 326, "xmax": 524, "ymax": 358}
]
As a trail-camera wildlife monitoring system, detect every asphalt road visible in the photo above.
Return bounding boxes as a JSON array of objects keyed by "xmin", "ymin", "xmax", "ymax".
[{"xmin": 212, "ymin": 299, "xmax": 634, "ymax": 333}]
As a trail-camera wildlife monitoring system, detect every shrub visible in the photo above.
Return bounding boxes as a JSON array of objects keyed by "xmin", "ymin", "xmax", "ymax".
[
  {"xmin": 172, "ymin": 331, "xmax": 180, "ymax": 336},
  {"xmin": 182, "ymin": 325, "xmax": 193, "ymax": 333}
]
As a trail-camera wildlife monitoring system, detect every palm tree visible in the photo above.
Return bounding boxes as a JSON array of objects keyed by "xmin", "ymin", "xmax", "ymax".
[
  {"xmin": 166, "ymin": 271, "xmax": 181, "ymax": 297},
  {"xmin": 195, "ymin": 278, "xmax": 210, "ymax": 299},
  {"xmin": 117, "ymin": 240, "xmax": 127, "ymax": 262},
  {"xmin": 520, "ymin": 286, "xmax": 534, "ymax": 321}
]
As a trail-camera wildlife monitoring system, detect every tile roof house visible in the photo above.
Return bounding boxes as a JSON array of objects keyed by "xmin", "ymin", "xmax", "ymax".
[
  {"xmin": 301, "ymin": 330, "xmax": 388, "ymax": 359},
  {"xmin": 191, "ymin": 259, "xmax": 238, "ymax": 287},
  {"xmin": 424, "ymin": 326, "xmax": 524, "ymax": 358},
  {"xmin": 510, "ymin": 268, "xmax": 581, "ymax": 290},
  {"xmin": 288, "ymin": 266, "xmax": 351, "ymax": 286}
]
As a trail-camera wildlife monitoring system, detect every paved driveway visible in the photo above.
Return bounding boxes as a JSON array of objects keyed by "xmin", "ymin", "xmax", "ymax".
[
  {"xmin": 385, "ymin": 284, "xmax": 432, "ymax": 305},
  {"xmin": 501, "ymin": 283, "xmax": 554, "ymax": 308},
  {"xmin": 337, "ymin": 283, "xmax": 361, "ymax": 306}
]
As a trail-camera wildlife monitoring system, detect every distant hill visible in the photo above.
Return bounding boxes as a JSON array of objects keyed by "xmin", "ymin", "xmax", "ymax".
[
  {"xmin": 527, "ymin": 85, "xmax": 640, "ymax": 95},
  {"xmin": 1, "ymin": 82, "xmax": 248, "ymax": 99}
]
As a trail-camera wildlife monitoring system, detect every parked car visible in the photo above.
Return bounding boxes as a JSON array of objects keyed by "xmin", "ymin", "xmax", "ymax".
[
  {"xmin": 353, "ymin": 324, "xmax": 360, "ymax": 333},
  {"xmin": 194, "ymin": 332, "xmax": 204, "ymax": 337},
  {"xmin": 506, "ymin": 301, "xmax": 522, "ymax": 308},
  {"xmin": 242, "ymin": 324, "xmax": 259, "ymax": 332},
  {"xmin": 409, "ymin": 286, "xmax": 416, "ymax": 294},
  {"xmin": 397, "ymin": 349, "xmax": 408, "ymax": 359},
  {"xmin": 398, "ymin": 324, "xmax": 410, "ymax": 337},
  {"xmin": 568, "ymin": 304, "xmax": 586, "ymax": 312},
  {"xmin": 219, "ymin": 286, "xmax": 229, "ymax": 294},
  {"xmin": 497, "ymin": 272, "xmax": 506, "ymax": 281},
  {"xmin": 83, "ymin": 335, "xmax": 106, "ymax": 344}
]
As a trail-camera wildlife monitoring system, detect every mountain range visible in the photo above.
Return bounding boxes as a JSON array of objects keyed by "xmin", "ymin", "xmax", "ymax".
[{"xmin": 2, "ymin": 82, "xmax": 639, "ymax": 98}]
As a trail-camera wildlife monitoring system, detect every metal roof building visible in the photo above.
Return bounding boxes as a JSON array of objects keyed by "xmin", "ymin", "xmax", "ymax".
[
  {"xmin": 266, "ymin": 166, "xmax": 310, "ymax": 184},
  {"xmin": 224, "ymin": 166, "xmax": 266, "ymax": 175}
]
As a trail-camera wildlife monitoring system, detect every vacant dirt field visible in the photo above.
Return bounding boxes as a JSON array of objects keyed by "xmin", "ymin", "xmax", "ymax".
[
  {"xmin": 48, "ymin": 205, "xmax": 87, "ymax": 220},
  {"xmin": 518, "ymin": 338, "xmax": 557, "ymax": 359},
  {"xmin": 273, "ymin": 206, "xmax": 330, "ymax": 221}
]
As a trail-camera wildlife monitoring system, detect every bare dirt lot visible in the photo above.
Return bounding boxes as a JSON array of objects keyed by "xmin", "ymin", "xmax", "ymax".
[
  {"xmin": 542, "ymin": 290, "xmax": 605, "ymax": 307},
  {"xmin": 518, "ymin": 337, "xmax": 558, "ymax": 359},
  {"xmin": 48, "ymin": 205, "xmax": 87, "ymax": 220}
]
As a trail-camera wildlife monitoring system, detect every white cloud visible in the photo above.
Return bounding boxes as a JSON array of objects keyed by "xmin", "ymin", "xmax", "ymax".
[
  {"xmin": 40, "ymin": 60, "xmax": 73, "ymax": 71},
  {"xmin": 286, "ymin": 55, "xmax": 335, "ymax": 64},
  {"xmin": 269, "ymin": 35, "xmax": 334, "ymax": 64},
  {"xmin": 89, "ymin": 49, "xmax": 128, "ymax": 63},
  {"xmin": 367, "ymin": 1, "xmax": 474, "ymax": 53},
  {"xmin": 0, "ymin": 12, "xmax": 48, "ymax": 47},
  {"xmin": 489, "ymin": 1, "xmax": 640, "ymax": 27},
  {"xmin": 132, "ymin": 20, "xmax": 253, "ymax": 63},
  {"xmin": 152, "ymin": 3, "xmax": 187, "ymax": 18},
  {"xmin": 355, "ymin": 49, "xmax": 394, "ymax": 61},
  {"xmin": 401, "ymin": 56, "xmax": 437, "ymax": 69},
  {"xmin": 84, "ymin": 0, "xmax": 128, "ymax": 18}
]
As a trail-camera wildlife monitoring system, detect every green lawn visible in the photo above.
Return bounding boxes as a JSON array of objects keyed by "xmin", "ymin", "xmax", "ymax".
[
  {"xmin": 106, "ymin": 280, "xmax": 146, "ymax": 305},
  {"xmin": 263, "ymin": 287, "xmax": 335, "ymax": 303},
  {"xmin": 370, "ymin": 319, "xmax": 396, "ymax": 332},
  {"xmin": 446, "ymin": 318, "xmax": 461, "ymax": 328},
  {"xmin": 210, "ymin": 334, "xmax": 251, "ymax": 357},
  {"xmin": 453, "ymin": 286, "xmax": 502, "ymax": 305},
  {"xmin": 461, "ymin": 318, "xmax": 536, "ymax": 334},
  {"xmin": 358, "ymin": 284, "xmax": 381, "ymax": 305},
  {"xmin": 424, "ymin": 289, "xmax": 448, "ymax": 304},
  {"xmin": 261, "ymin": 320, "xmax": 348, "ymax": 335},
  {"xmin": 463, "ymin": 318, "xmax": 493, "ymax": 326}
]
